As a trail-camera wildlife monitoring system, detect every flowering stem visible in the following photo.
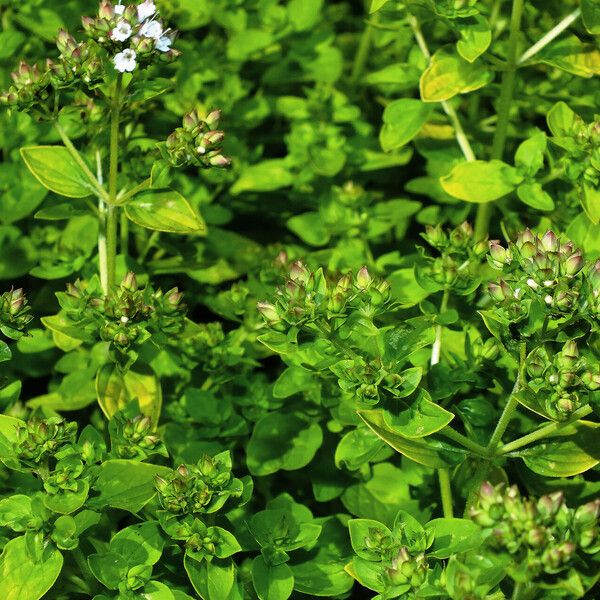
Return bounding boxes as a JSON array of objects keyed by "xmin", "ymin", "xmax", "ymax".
[
  {"xmin": 474, "ymin": 0, "xmax": 524, "ymax": 240},
  {"xmin": 430, "ymin": 288, "xmax": 454, "ymax": 517},
  {"xmin": 106, "ymin": 73, "xmax": 124, "ymax": 294},
  {"xmin": 408, "ymin": 15, "xmax": 476, "ymax": 163},
  {"xmin": 351, "ymin": 14, "xmax": 377, "ymax": 84},
  {"xmin": 518, "ymin": 9, "xmax": 581, "ymax": 64},
  {"xmin": 499, "ymin": 404, "xmax": 594, "ymax": 455},
  {"xmin": 96, "ymin": 150, "xmax": 108, "ymax": 295},
  {"xmin": 117, "ymin": 176, "xmax": 151, "ymax": 205}
]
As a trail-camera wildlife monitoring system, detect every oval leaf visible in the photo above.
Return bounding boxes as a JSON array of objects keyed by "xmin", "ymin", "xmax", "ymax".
[
  {"xmin": 20, "ymin": 146, "xmax": 94, "ymax": 198},
  {"xmin": 125, "ymin": 189, "xmax": 206, "ymax": 234}
]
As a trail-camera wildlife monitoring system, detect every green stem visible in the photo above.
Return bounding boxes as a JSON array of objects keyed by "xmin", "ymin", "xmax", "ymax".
[
  {"xmin": 117, "ymin": 176, "xmax": 151, "ymax": 205},
  {"xmin": 487, "ymin": 342, "xmax": 526, "ymax": 451},
  {"xmin": 106, "ymin": 74, "xmax": 123, "ymax": 292},
  {"xmin": 518, "ymin": 9, "xmax": 581, "ymax": 64},
  {"xmin": 54, "ymin": 122, "xmax": 109, "ymax": 202},
  {"xmin": 463, "ymin": 459, "xmax": 491, "ymax": 517},
  {"xmin": 431, "ymin": 289, "xmax": 450, "ymax": 365},
  {"xmin": 499, "ymin": 404, "xmax": 594, "ymax": 455},
  {"xmin": 438, "ymin": 468, "xmax": 453, "ymax": 518},
  {"xmin": 139, "ymin": 230, "xmax": 160, "ymax": 263},
  {"xmin": 408, "ymin": 15, "xmax": 476, "ymax": 163},
  {"xmin": 474, "ymin": 0, "xmax": 524, "ymax": 240},
  {"xmin": 95, "ymin": 150, "xmax": 108, "ymax": 295},
  {"xmin": 511, "ymin": 582, "xmax": 524, "ymax": 600},
  {"xmin": 351, "ymin": 13, "xmax": 377, "ymax": 83},
  {"xmin": 439, "ymin": 426, "xmax": 489, "ymax": 457},
  {"xmin": 120, "ymin": 211, "xmax": 129, "ymax": 257}
]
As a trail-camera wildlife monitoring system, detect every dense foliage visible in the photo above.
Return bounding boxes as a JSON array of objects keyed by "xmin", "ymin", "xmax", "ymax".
[{"xmin": 0, "ymin": 0, "xmax": 599, "ymax": 598}]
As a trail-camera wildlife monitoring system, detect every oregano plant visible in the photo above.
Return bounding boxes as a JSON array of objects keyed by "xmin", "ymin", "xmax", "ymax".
[{"xmin": 0, "ymin": 0, "xmax": 599, "ymax": 599}]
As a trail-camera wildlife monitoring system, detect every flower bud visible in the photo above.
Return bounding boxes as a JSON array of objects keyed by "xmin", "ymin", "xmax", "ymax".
[
  {"xmin": 289, "ymin": 261, "xmax": 310, "ymax": 285},
  {"xmin": 121, "ymin": 271, "xmax": 138, "ymax": 292},
  {"xmin": 208, "ymin": 154, "xmax": 231, "ymax": 167},
  {"xmin": 356, "ymin": 266, "xmax": 372, "ymax": 289},
  {"xmin": 256, "ymin": 301, "xmax": 280, "ymax": 325},
  {"xmin": 540, "ymin": 230, "xmax": 559, "ymax": 253},
  {"xmin": 98, "ymin": 1, "xmax": 115, "ymax": 19},
  {"xmin": 563, "ymin": 252, "xmax": 584, "ymax": 276},
  {"xmin": 537, "ymin": 492, "xmax": 564, "ymax": 520},
  {"xmin": 205, "ymin": 110, "xmax": 221, "ymax": 128},
  {"xmin": 574, "ymin": 499, "xmax": 600, "ymax": 529}
]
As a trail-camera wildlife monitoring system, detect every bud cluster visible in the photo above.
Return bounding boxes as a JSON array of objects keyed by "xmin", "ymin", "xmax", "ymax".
[
  {"xmin": 83, "ymin": 1, "xmax": 180, "ymax": 73},
  {"xmin": 43, "ymin": 456, "xmax": 84, "ymax": 496},
  {"xmin": 257, "ymin": 262, "xmax": 391, "ymax": 329},
  {"xmin": 14, "ymin": 417, "xmax": 77, "ymax": 465},
  {"xmin": 111, "ymin": 413, "xmax": 167, "ymax": 459},
  {"xmin": 419, "ymin": 222, "xmax": 488, "ymax": 293},
  {"xmin": 487, "ymin": 230, "xmax": 592, "ymax": 322},
  {"xmin": 164, "ymin": 109, "xmax": 231, "ymax": 169},
  {"xmin": 0, "ymin": 288, "xmax": 33, "ymax": 341},
  {"xmin": 470, "ymin": 482, "xmax": 599, "ymax": 580},
  {"xmin": 552, "ymin": 113, "xmax": 600, "ymax": 187},
  {"xmin": 526, "ymin": 341, "xmax": 599, "ymax": 419},
  {"xmin": 155, "ymin": 451, "xmax": 243, "ymax": 515},
  {"xmin": 0, "ymin": 61, "xmax": 52, "ymax": 113},
  {"xmin": 58, "ymin": 272, "xmax": 186, "ymax": 354}
]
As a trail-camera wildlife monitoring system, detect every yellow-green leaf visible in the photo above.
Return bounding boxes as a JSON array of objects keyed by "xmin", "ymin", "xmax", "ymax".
[
  {"xmin": 380, "ymin": 99, "xmax": 433, "ymax": 151},
  {"xmin": 440, "ymin": 160, "xmax": 522, "ymax": 203},
  {"xmin": 125, "ymin": 189, "xmax": 206, "ymax": 235},
  {"xmin": 96, "ymin": 364, "xmax": 162, "ymax": 422},
  {"xmin": 420, "ymin": 47, "xmax": 493, "ymax": 102},
  {"xmin": 20, "ymin": 146, "xmax": 94, "ymax": 198},
  {"xmin": 539, "ymin": 36, "xmax": 600, "ymax": 78}
]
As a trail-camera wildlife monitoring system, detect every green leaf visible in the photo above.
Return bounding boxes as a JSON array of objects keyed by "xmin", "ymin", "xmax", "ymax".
[
  {"xmin": 514, "ymin": 423, "xmax": 600, "ymax": 477},
  {"xmin": 582, "ymin": 0, "xmax": 600, "ymax": 34},
  {"xmin": 231, "ymin": 160, "xmax": 293, "ymax": 195},
  {"xmin": 0, "ymin": 535, "xmax": 63, "ymax": 600},
  {"xmin": 247, "ymin": 412, "xmax": 323, "ymax": 476},
  {"xmin": 539, "ymin": 36, "xmax": 600, "ymax": 78},
  {"xmin": 420, "ymin": 47, "xmax": 493, "ymax": 102},
  {"xmin": 20, "ymin": 146, "xmax": 94, "ymax": 198},
  {"xmin": 379, "ymin": 99, "xmax": 433, "ymax": 151},
  {"xmin": 581, "ymin": 183, "xmax": 600, "ymax": 225},
  {"xmin": 456, "ymin": 15, "xmax": 492, "ymax": 62},
  {"xmin": 383, "ymin": 393, "xmax": 455, "ymax": 438},
  {"xmin": 517, "ymin": 183, "xmax": 555, "ymax": 211},
  {"xmin": 357, "ymin": 409, "xmax": 467, "ymax": 468},
  {"xmin": 514, "ymin": 131, "xmax": 546, "ymax": 177},
  {"xmin": 567, "ymin": 212, "xmax": 600, "ymax": 258},
  {"xmin": 125, "ymin": 189, "xmax": 206, "ymax": 235},
  {"xmin": 110, "ymin": 522, "xmax": 164, "ymax": 566},
  {"xmin": 184, "ymin": 555, "xmax": 236, "ymax": 600},
  {"xmin": 369, "ymin": 0, "xmax": 391, "ymax": 13},
  {"xmin": 88, "ymin": 551, "xmax": 128, "ymax": 590},
  {"xmin": 252, "ymin": 556, "xmax": 294, "ymax": 600},
  {"xmin": 287, "ymin": 212, "xmax": 330, "ymax": 246},
  {"xmin": 335, "ymin": 426, "xmax": 385, "ymax": 471},
  {"xmin": 89, "ymin": 460, "xmax": 170, "ymax": 513},
  {"xmin": 547, "ymin": 101, "xmax": 577, "ymax": 136},
  {"xmin": 0, "ymin": 495, "xmax": 33, "ymax": 532},
  {"xmin": 212, "ymin": 527, "xmax": 242, "ymax": 559},
  {"xmin": 425, "ymin": 518, "xmax": 481, "ymax": 558},
  {"xmin": 287, "ymin": 0, "xmax": 322, "ymax": 31},
  {"xmin": 440, "ymin": 160, "xmax": 522, "ymax": 203},
  {"xmin": 96, "ymin": 363, "xmax": 162, "ymax": 423}
]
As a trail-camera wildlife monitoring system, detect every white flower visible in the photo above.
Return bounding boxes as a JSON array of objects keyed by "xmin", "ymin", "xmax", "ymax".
[
  {"xmin": 137, "ymin": 0, "xmax": 156, "ymax": 22},
  {"xmin": 140, "ymin": 19, "xmax": 163, "ymax": 40},
  {"xmin": 196, "ymin": 145, "xmax": 206, "ymax": 155},
  {"xmin": 156, "ymin": 35, "xmax": 172, "ymax": 52},
  {"xmin": 112, "ymin": 19, "xmax": 132, "ymax": 42},
  {"xmin": 114, "ymin": 3, "xmax": 125, "ymax": 15},
  {"xmin": 114, "ymin": 49, "xmax": 137, "ymax": 72}
]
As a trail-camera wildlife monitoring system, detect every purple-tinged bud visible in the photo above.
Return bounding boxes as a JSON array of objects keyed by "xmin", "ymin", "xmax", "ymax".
[
  {"xmin": 590, "ymin": 260, "xmax": 600, "ymax": 288},
  {"xmin": 177, "ymin": 464, "xmax": 189, "ymax": 477},
  {"xmin": 561, "ymin": 340, "xmax": 578, "ymax": 361},
  {"xmin": 183, "ymin": 111, "xmax": 200, "ymax": 132},
  {"xmin": 537, "ymin": 492, "xmax": 564, "ymax": 520},
  {"xmin": 81, "ymin": 16, "xmax": 95, "ymax": 32},
  {"xmin": 556, "ymin": 395, "xmax": 575, "ymax": 415},
  {"xmin": 581, "ymin": 371, "xmax": 600, "ymax": 390},
  {"xmin": 520, "ymin": 241, "xmax": 537, "ymax": 259},
  {"xmin": 479, "ymin": 481, "xmax": 496, "ymax": 503},
  {"xmin": 205, "ymin": 110, "xmax": 221, "ymax": 128},
  {"xmin": 202, "ymin": 130, "xmax": 225, "ymax": 146},
  {"xmin": 489, "ymin": 240, "xmax": 509, "ymax": 268},
  {"xmin": 516, "ymin": 228, "xmax": 536, "ymax": 249},
  {"xmin": 554, "ymin": 290, "xmax": 574, "ymax": 311},
  {"xmin": 9, "ymin": 289, "xmax": 25, "ymax": 315},
  {"xmin": 564, "ymin": 253, "xmax": 584, "ymax": 276},
  {"xmin": 289, "ymin": 261, "xmax": 310, "ymax": 285},
  {"xmin": 121, "ymin": 271, "xmax": 138, "ymax": 292},
  {"xmin": 98, "ymin": 1, "xmax": 115, "ymax": 19},
  {"xmin": 256, "ymin": 301, "xmax": 280, "ymax": 325},
  {"xmin": 559, "ymin": 241, "xmax": 575, "ymax": 257},
  {"xmin": 424, "ymin": 224, "xmax": 446, "ymax": 247},
  {"xmin": 335, "ymin": 274, "xmax": 352, "ymax": 294},
  {"xmin": 165, "ymin": 287, "xmax": 183, "ymax": 308},
  {"xmin": 541, "ymin": 230, "xmax": 559, "ymax": 252},
  {"xmin": 488, "ymin": 282, "xmax": 506, "ymax": 302},
  {"xmin": 527, "ymin": 527, "xmax": 547, "ymax": 547},
  {"xmin": 208, "ymin": 154, "xmax": 231, "ymax": 167},
  {"xmin": 329, "ymin": 293, "xmax": 345, "ymax": 313},
  {"xmin": 356, "ymin": 266, "xmax": 372, "ymax": 289},
  {"xmin": 574, "ymin": 499, "xmax": 600, "ymax": 528},
  {"xmin": 166, "ymin": 132, "xmax": 179, "ymax": 149}
]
